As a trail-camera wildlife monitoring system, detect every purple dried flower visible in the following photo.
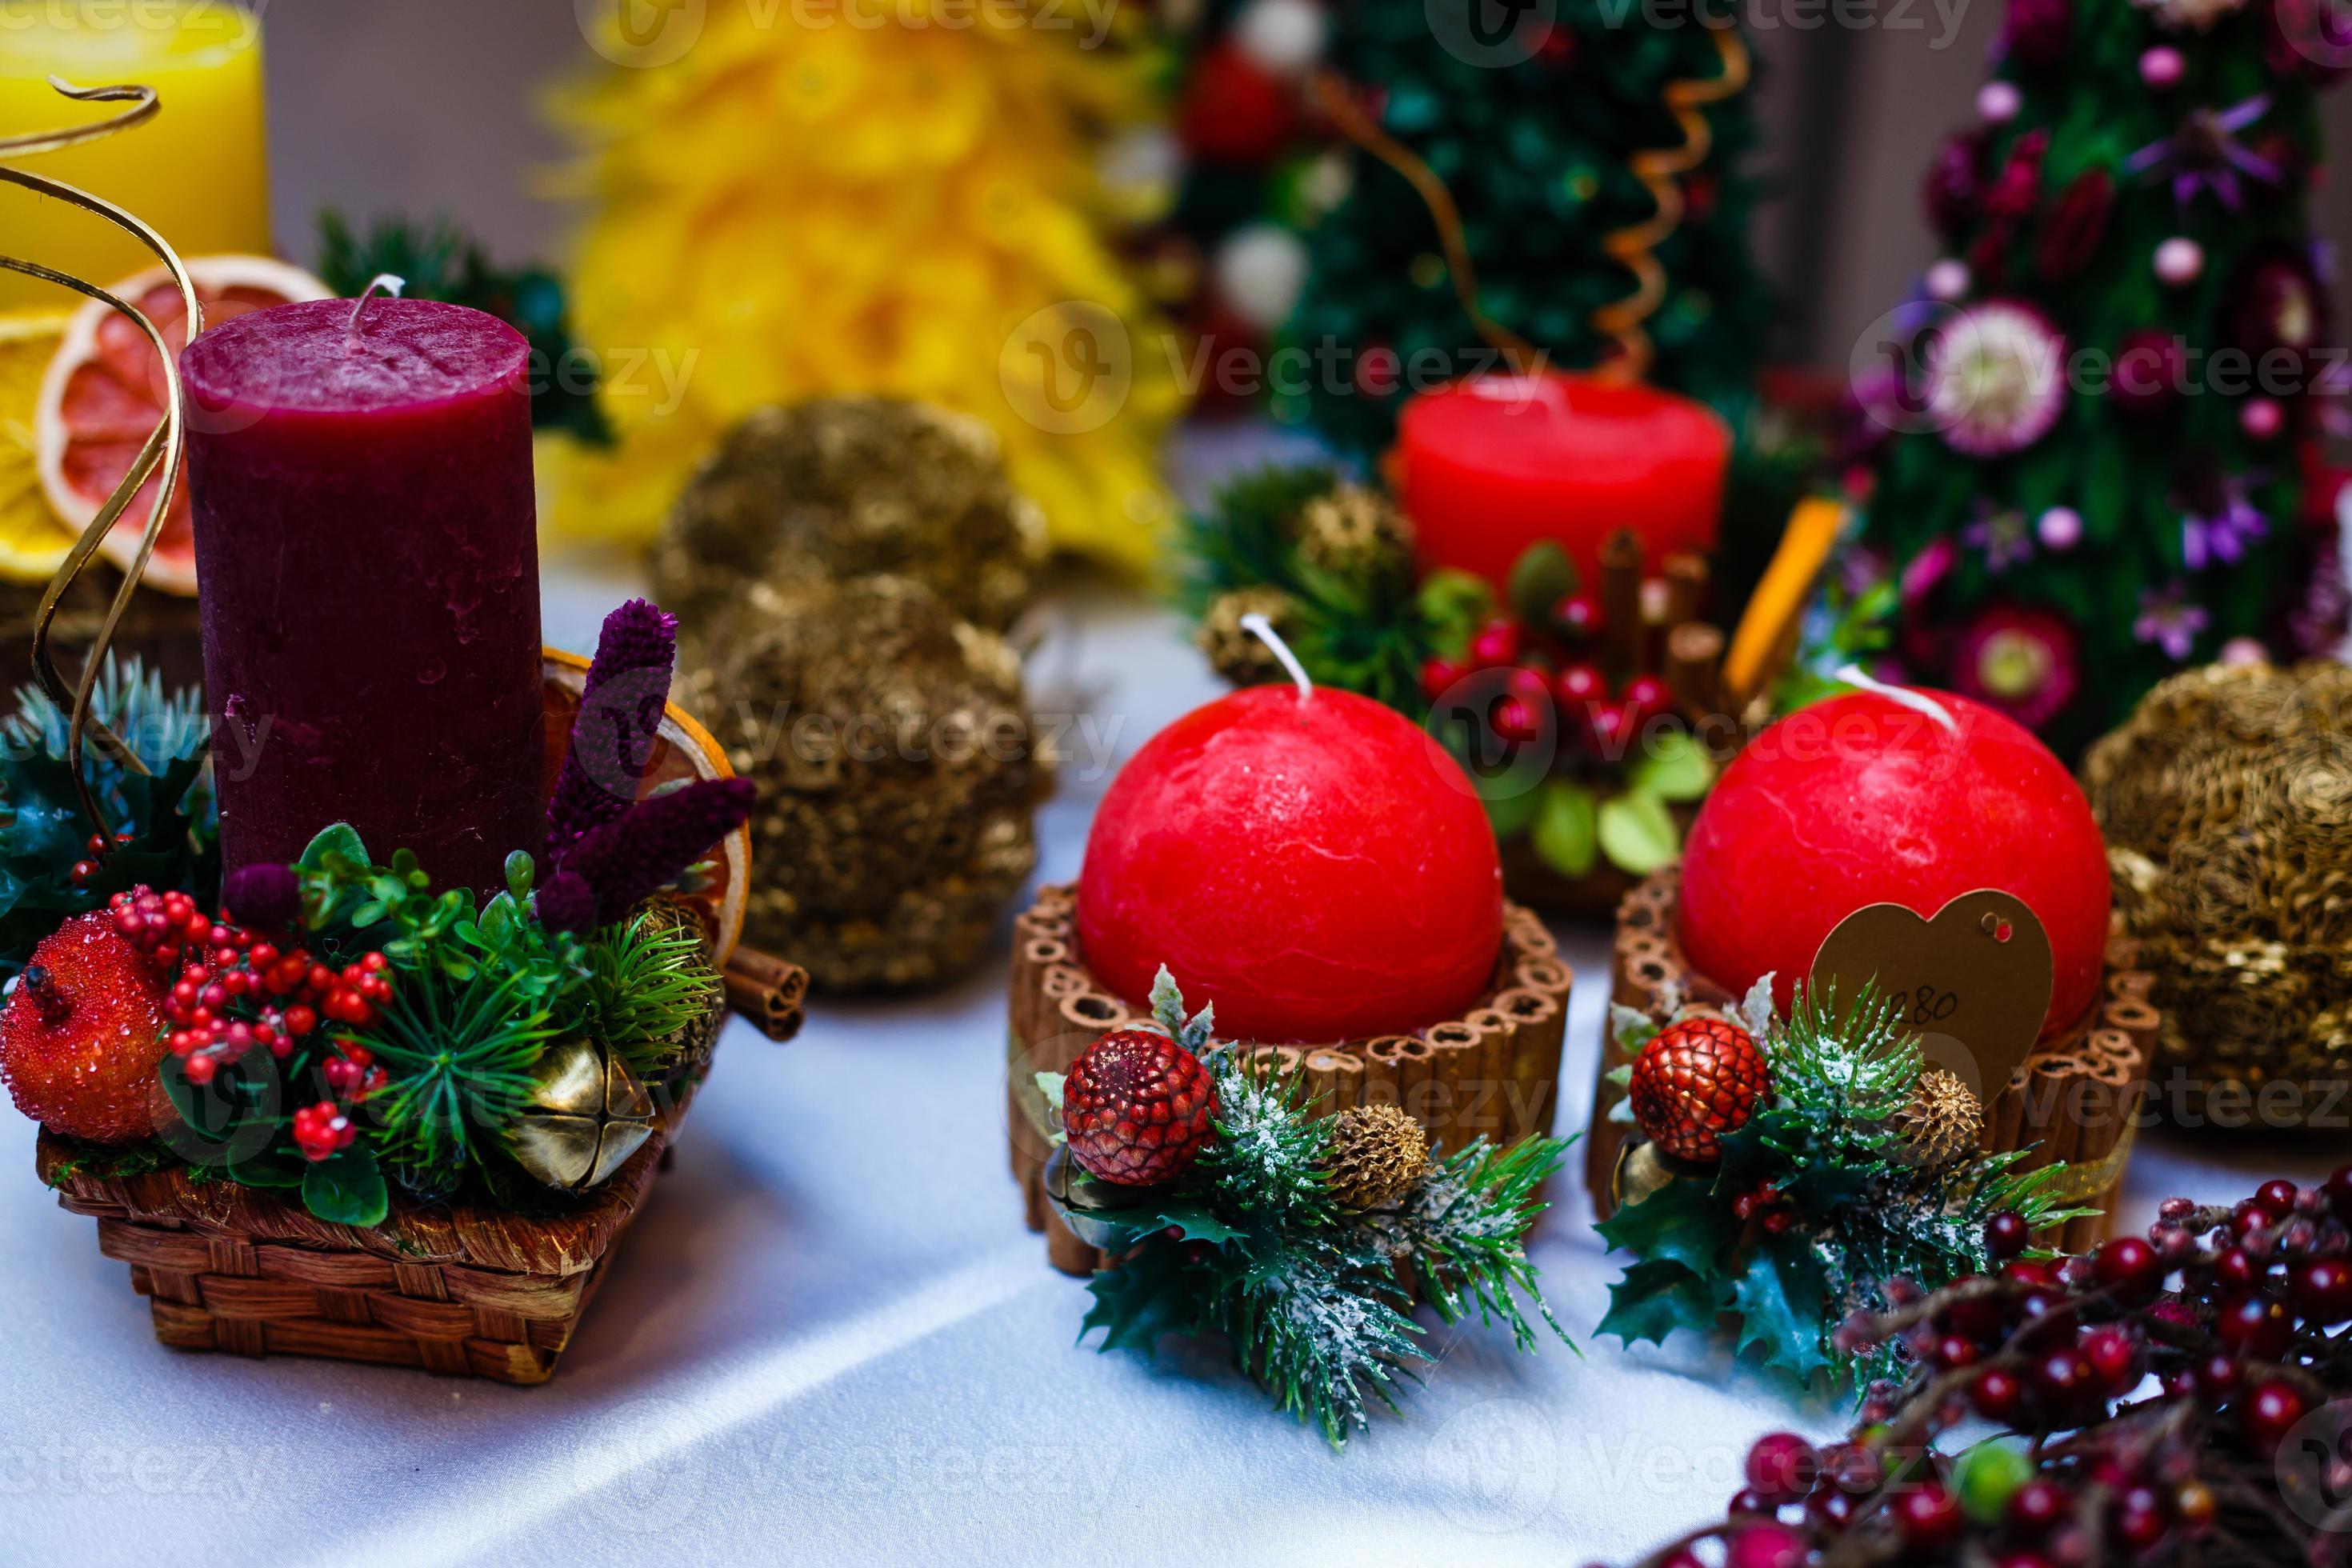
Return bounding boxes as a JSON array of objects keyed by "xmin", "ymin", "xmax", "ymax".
[
  {"xmin": 559, "ymin": 778, "xmax": 756, "ymax": 928},
  {"xmin": 534, "ymin": 870, "xmax": 600, "ymax": 937},
  {"xmin": 546, "ymin": 598, "xmax": 680, "ymax": 859},
  {"xmin": 223, "ymin": 863, "xmax": 301, "ymax": 930}
]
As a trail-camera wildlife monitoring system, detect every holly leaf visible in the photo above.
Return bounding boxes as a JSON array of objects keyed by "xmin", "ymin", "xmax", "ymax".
[
  {"xmin": 1597, "ymin": 790, "xmax": 1682, "ymax": 876},
  {"xmin": 1078, "ymin": 1237, "xmax": 1202, "ymax": 1354},
  {"xmin": 1597, "ymin": 1260, "xmax": 1722, "ymax": 1350},
  {"xmin": 1732, "ymin": 1230, "xmax": 1832, "ymax": 1382},
  {"xmin": 1595, "ymin": 1169, "xmax": 1736, "ymax": 1276},
  {"xmin": 1148, "ymin": 1202, "xmax": 1245, "ymax": 1245},
  {"xmin": 302, "ymin": 1145, "xmax": 388, "ymax": 1227},
  {"xmin": 1530, "ymin": 778, "xmax": 1598, "ymax": 878}
]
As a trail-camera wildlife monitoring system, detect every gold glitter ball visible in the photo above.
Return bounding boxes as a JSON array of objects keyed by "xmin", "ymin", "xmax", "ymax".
[
  {"xmin": 678, "ymin": 574, "xmax": 1047, "ymax": 993},
  {"xmin": 654, "ymin": 398, "xmax": 1046, "ymax": 634},
  {"xmin": 1196, "ymin": 586, "xmax": 1298, "ymax": 688},
  {"xmin": 1295, "ymin": 483, "xmax": 1414, "ymax": 578},
  {"xmin": 2084, "ymin": 661, "xmax": 2352, "ymax": 1119}
]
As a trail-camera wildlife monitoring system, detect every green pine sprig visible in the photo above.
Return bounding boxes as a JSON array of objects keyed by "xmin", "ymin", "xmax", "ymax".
[
  {"xmin": 578, "ymin": 906, "xmax": 723, "ymax": 1078},
  {"xmin": 1069, "ymin": 967, "xmax": 1569, "ymax": 1448}
]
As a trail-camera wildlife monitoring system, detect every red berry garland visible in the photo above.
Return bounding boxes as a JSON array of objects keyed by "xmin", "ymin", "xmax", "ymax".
[
  {"xmin": 1629, "ymin": 1015, "xmax": 1770, "ymax": 1163},
  {"xmin": 1062, "ymin": 1028, "xmax": 1217, "ymax": 1186},
  {"xmin": 0, "ymin": 913, "xmax": 169, "ymax": 1144}
]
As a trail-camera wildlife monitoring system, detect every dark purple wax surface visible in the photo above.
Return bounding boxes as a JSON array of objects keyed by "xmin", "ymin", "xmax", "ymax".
[{"xmin": 182, "ymin": 298, "xmax": 544, "ymax": 894}]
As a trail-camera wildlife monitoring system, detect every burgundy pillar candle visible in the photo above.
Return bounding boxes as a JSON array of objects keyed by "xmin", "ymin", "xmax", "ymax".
[{"xmin": 182, "ymin": 298, "xmax": 543, "ymax": 892}]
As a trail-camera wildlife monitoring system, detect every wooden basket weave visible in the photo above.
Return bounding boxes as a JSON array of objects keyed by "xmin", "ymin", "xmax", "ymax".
[
  {"xmin": 34, "ymin": 1096, "xmax": 691, "ymax": 1385},
  {"xmin": 1588, "ymin": 869, "xmax": 2162, "ymax": 1254},
  {"xmin": 1006, "ymin": 884, "xmax": 1574, "ymax": 1275}
]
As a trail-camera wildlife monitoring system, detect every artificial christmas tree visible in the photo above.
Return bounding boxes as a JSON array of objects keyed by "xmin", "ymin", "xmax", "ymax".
[
  {"xmin": 1854, "ymin": 0, "xmax": 2348, "ymax": 754},
  {"xmin": 1282, "ymin": 1, "xmax": 1770, "ymax": 451}
]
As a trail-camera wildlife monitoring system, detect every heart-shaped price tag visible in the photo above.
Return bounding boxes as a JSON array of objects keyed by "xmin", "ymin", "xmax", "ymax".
[{"xmin": 1807, "ymin": 888, "xmax": 2054, "ymax": 1103}]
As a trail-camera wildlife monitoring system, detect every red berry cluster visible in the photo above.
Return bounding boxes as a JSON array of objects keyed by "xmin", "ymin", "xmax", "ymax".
[
  {"xmin": 291, "ymin": 1101, "xmax": 358, "ymax": 1162},
  {"xmin": 69, "ymin": 830, "xmax": 136, "ymax": 886},
  {"xmin": 1418, "ymin": 613, "xmax": 1678, "ymax": 758},
  {"xmin": 1731, "ymin": 1180, "xmax": 1796, "ymax": 1237},
  {"xmin": 107, "ymin": 884, "xmax": 212, "ymax": 970},
  {"xmin": 165, "ymin": 930, "xmax": 394, "ymax": 1094},
  {"xmin": 1623, "ymin": 1168, "xmax": 2352, "ymax": 1568}
]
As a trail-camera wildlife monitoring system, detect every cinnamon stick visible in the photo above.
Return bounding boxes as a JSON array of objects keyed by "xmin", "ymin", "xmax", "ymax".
[
  {"xmin": 1599, "ymin": 528, "xmax": 1644, "ymax": 683},
  {"xmin": 724, "ymin": 946, "xmax": 809, "ymax": 1042},
  {"xmin": 1665, "ymin": 622, "xmax": 1725, "ymax": 722}
]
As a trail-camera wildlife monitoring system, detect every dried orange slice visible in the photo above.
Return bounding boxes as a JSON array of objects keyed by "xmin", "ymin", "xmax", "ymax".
[
  {"xmin": 0, "ymin": 310, "xmax": 76, "ymax": 582},
  {"xmin": 542, "ymin": 648, "xmax": 750, "ymax": 966},
  {"xmin": 34, "ymin": 256, "xmax": 332, "ymax": 596}
]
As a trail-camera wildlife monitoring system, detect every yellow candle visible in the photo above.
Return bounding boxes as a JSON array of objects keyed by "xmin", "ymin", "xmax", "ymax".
[{"xmin": 0, "ymin": 0, "xmax": 270, "ymax": 310}]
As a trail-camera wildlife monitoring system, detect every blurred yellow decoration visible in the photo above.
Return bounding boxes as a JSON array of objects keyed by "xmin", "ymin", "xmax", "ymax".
[
  {"xmin": 546, "ymin": 0, "xmax": 1185, "ymax": 574},
  {"xmin": 0, "ymin": 2, "xmax": 270, "ymax": 311}
]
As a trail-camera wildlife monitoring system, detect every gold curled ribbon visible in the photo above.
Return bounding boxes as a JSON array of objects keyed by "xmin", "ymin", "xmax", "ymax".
[
  {"xmin": 1592, "ymin": 24, "xmax": 1750, "ymax": 386},
  {"xmin": 0, "ymin": 78, "xmax": 202, "ymax": 842},
  {"xmin": 1310, "ymin": 70, "xmax": 1543, "ymax": 377}
]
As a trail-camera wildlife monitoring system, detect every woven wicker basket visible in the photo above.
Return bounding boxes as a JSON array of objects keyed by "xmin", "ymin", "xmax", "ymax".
[
  {"xmin": 1587, "ymin": 869, "xmax": 2162, "ymax": 1253},
  {"xmin": 34, "ymin": 1094, "xmax": 692, "ymax": 1385},
  {"xmin": 1006, "ymin": 884, "xmax": 1574, "ymax": 1275}
]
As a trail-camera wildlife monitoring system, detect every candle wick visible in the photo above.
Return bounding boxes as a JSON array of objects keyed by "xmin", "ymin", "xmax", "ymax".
[
  {"xmin": 1834, "ymin": 663, "xmax": 1959, "ymax": 734},
  {"xmin": 346, "ymin": 274, "xmax": 406, "ymax": 349},
  {"xmin": 1239, "ymin": 613, "xmax": 1314, "ymax": 703}
]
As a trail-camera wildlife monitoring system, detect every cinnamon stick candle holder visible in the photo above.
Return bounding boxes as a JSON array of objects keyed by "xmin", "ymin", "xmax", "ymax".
[
  {"xmin": 1588, "ymin": 869, "xmax": 2160, "ymax": 1253},
  {"xmin": 1006, "ymin": 885, "xmax": 1574, "ymax": 1276}
]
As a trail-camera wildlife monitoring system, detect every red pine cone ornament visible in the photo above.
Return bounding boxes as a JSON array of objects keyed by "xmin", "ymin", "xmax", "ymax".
[
  {"xmin": 1062, "ymin": 1028, "xmax": 1217, "ymax": 1186},
  {"xmin": 1630, "ymin": 1015, "xmax": 1770, "ymax": 1163},
  {"xmin": 0, "ymin": 913, "xmax": 170, "ymax": 1144}
]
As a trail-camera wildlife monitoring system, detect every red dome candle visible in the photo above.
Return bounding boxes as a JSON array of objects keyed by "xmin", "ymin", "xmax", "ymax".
[
  {"xmin": 1394, "ymin": 371, "xmax": 1730, "ymax": 589},
  {"xmin": 182, "ymin": 298, "xmax": 542, "ymax": 893},
  {"xmin": 1677, "ymin": 688, "xmax": 2111, "ymax": 1038},
  {"xmin": 1077, "ymin": 683, "xmax": 1505, "ymax": 1043}
]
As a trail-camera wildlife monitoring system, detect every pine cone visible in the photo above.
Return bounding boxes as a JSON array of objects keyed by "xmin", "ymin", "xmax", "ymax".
[
  {"xmin": 1894, "ymin": 1069, "xmax": 1984, "ymax": 1173},
  {"xmin": 1629, "ymin": 1016, "xmax": 1770, "ymax": 1164},
  {"xmin": 1295, "ymin": 485, "xmax": 1412, "ymax": 577},
  {"xmin": 1062, "ymin": 1029, "xmax": 1217, "ymax": 1186},
  {"xmin": 1321, "ymin": 1102, "xmax": 1430, "ymax": 1210},
  {"xmin": 1196, "ymin": 586, "xmax": 1298, "ymax": 687}
]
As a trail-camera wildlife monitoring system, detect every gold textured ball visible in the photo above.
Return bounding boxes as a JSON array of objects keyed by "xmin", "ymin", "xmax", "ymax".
[
  {"xmin": 1195, "ymin": 586, "xmax": 1298, "ymax": 688},
  {"xmin": 678, "ymin": 574, "xmax": 1046, "ymax": 993},
  {"xmin": 1321, "ymin": 1102, "xmax": 1431, "ymax": 1210},
  {"xmin": 654, "ymin": 398, "xmax": 1046, "ymax": 634},
  {"xmin": 2084, "ymin": 661, "xmax": 2352, "ymax": 1120},
  {"xmin": 1893, "ymin": 1068, "xmax": 1984, "ymax": 1172},
  {"xmin": 1294, "ymin": 484, "xmax": 1414, "ymax": 578}
]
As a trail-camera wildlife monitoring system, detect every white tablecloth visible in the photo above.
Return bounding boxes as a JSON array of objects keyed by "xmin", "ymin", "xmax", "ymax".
[{"xmin": 4, "ymin": 578, "xmax": 2339, "ymax": 1568}]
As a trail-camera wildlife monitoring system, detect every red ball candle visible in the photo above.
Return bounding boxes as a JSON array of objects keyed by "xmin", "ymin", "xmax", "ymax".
[
  {"xmin": 1394, "ymin": 371, "xmax": 1731, "ymax": 589},
  {"xmin": 1677, "ymin": 689, "xmax": 2112, "ymax": 1038},
  {"xmin": 182, "ymin": 298, "xmax": 542, "ymax": 893},
  {"xmin": 1078, "ymin": 684, "xmax": 1505, "ymax": 1042}
]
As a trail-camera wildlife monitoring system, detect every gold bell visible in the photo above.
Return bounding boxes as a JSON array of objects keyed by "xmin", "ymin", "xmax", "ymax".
[{"xmin": 502, "ymin": 1038, "xmax": 657, "ymax": 1191}]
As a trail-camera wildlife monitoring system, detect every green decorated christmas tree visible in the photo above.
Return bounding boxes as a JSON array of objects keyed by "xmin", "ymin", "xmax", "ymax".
[
  {"xmin": 1283, "ymin": 0, "xmax": 1770, "ymax": 450},
  {"xmin": 1854, "ymin": 0, "xmax": 2348, "ymax": 754}
]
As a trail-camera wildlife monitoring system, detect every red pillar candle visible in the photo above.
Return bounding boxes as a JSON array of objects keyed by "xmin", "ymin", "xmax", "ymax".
[
  {"xmin": 1077, "ymin": 683, "xmax": 1505, "ymax": 1042},
  {"xmin": 1394, "ymin": 371, "xmax": 1731, "ymax": 587},
  {"xmin": 1676, "ymin": 688, "xmax": 2112, "ymax": 1039},
  {"xmin": 182, "ymin": 298, "xmax": 542, "ymax": 892}
]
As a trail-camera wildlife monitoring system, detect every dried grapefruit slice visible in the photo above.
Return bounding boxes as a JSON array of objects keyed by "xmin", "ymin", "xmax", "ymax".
[
  {"xmin": 542, "ymin": 648, "xmax": 750, "ymax": 966},
  {"xmin": 34, "ymin": 256, "xmax": 332, "ymax": 596},
  {"xmin": 0, "ymin": 310, "xmax": 76, "ymax": 583}
]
